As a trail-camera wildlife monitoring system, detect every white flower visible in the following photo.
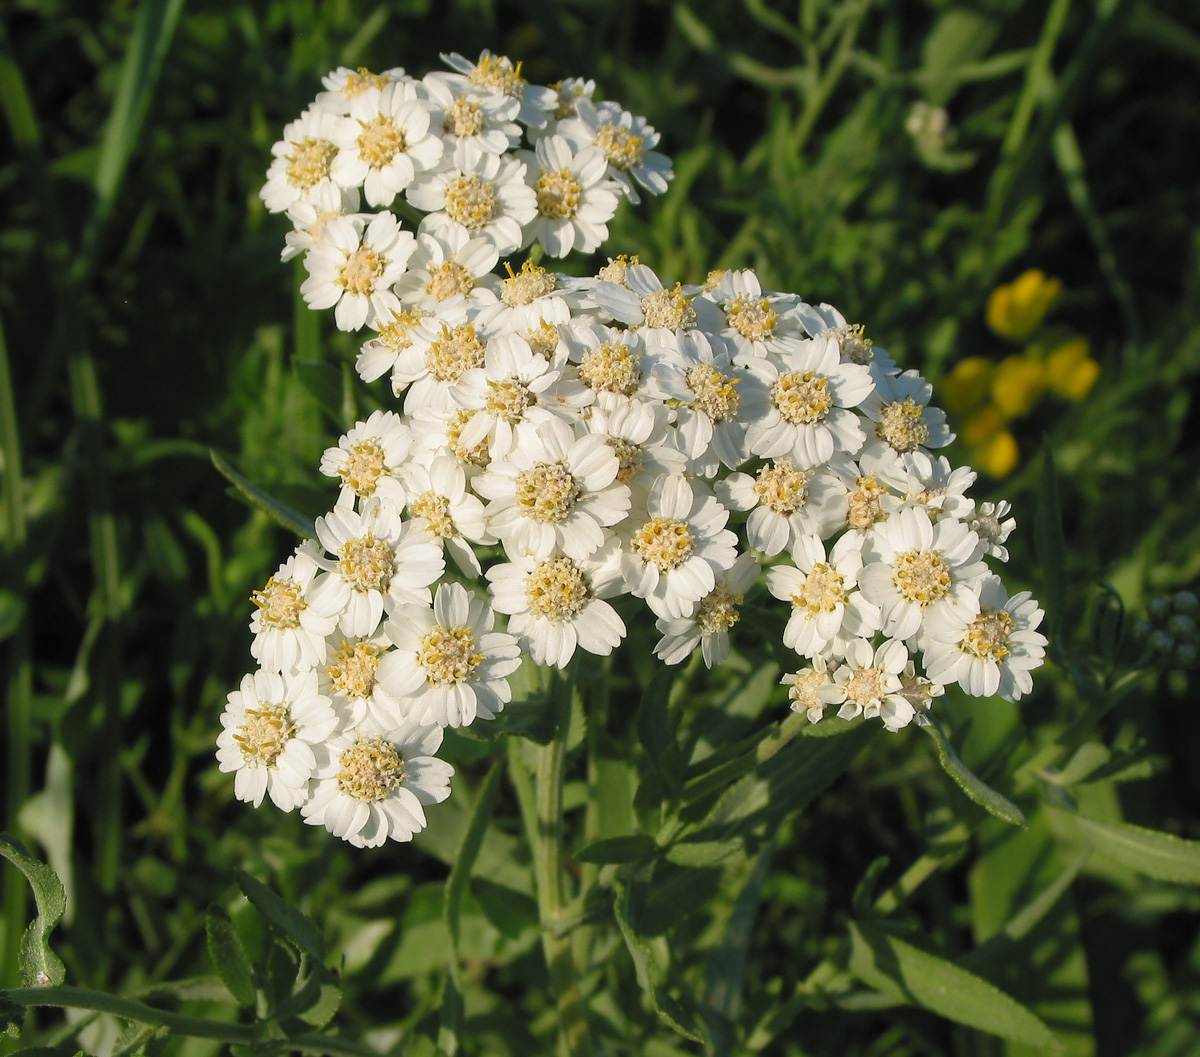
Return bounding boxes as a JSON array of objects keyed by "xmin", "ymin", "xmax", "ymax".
[
  {"xmin": 584, "ymin": 399, "xmax": 687, "ymax": 505},
  {"xmin": 391, "ymin": 230, "xmax": 500, "ymax": 311},
  {"xmin": 519, "ymin": 135, "xmax": 620, "ymax": 257},
  {"xmin": 860, "ymin": 369, "xmax": 953, "ymax": 455},
  {"xmin": 281, "ymin": 183, "xmax": 360, "ymax": 262},
  {"xmin": 556, "ymin": 98, "xmax": 673, "ymax": 203},
  {"xmin": 439, "ymin": 51, "xmax": 558, "ymax": 128},
  {"xmin": 969, "ymin": 501, "xmax": 1016, "ymax": 562},
  {"xmin": 311, "ymin": 499, "xmax": 445, "ymax": 637},
  {"xmin": 857, "ymin": 506, "xmax": 988, "ymax": 642},
  {"xmin": 742, "ymin": 336, "xmax": 875, "ymax": 467},
  {"xmin": 654, "ymin": 552, "xmax": 757, "ymax": 667},
  {"xmin": 592, "ymin": 264, "xmax": 698, "ymax": 334},
  {"xmin": 318, "ymin": 632, "xmax": 403, "ymax": 731},
  {"xmin": 313, "ymin": 66, "xmax": 408, "ymax": 116},
  {"xmin": 319, "ymin": 410, "xmax": 412, "ymax": 509},
  {"xmin": 408, "ymin": 153, "xmax": 536, "ymax": 256},
  {"xmin": 781, "ymin": 658, "xmax": 840, "ymax": 724},
  {"xmin": 422, "ymin": 72, "xmax": 522, "ymax": 169},
  {"xmin": 563, "ymin": 322, "xmax": 646, "ymax": 404},
  {"xmin": 331, "ymin": 82, "xmax": 444, "ymax": 206},
  {"xmin": 388, "ymin": 311, "xmax": 487, "ymax": 413},
  {"xmin": 827, "ymin": 638, "xmax": 913, "ymax": 730},
  {"xmin": 300, "ymin": 212, "xmax": 416, "ymax": 331},
  {"xmin": 249, "ymin": 541, "xmax": 339, "ymax": 673},
  {"xmin": 261, "ymin": 108, "xmax": 343, "ymax": 213},
  {"xmin": 486, "ymin": 549, "xmax": 626, "ymax": 668},
  {"xmin": 355, "ymin": 305, "xmax": 449, "ymax": 389},
  {"xmin": 886, "ymin": 449, "xmax": 976, "ymax": 521},
  {"xmin": 378, "ymin": 582, "xmax": 521, "ymax": 728},
  {"xmin": 717, "ymin": 460, "xmax": 847, "ymax": 556},
  {"xmin": 301, "ymin": 716, "xmax": 453, "ymax": 847},
  {"xmin": 923, "ymin": 575, "xmax": 1047, "ymax": 700},
  {"xmin": 402, "ymin": 454, "xmax": 492, "ymax": 577},
  {"xmin": 216, "ymin": 669, "xmax": 338, "ymax": 811},
  {"xmin": 767, "ymin": 532, "xmax": 880, "ymax": 659},
  {"xmin": 794, "ymin": 302, "xmax": 897, "ymax": 373},
  {"xmin": 615, "ymin": 475, "xmax": 738, "ymax": 619},
  {"xmin": 692, "ymin": 269, "xmax": 803, "ymax": 362},
  {"xmin": 473, "ymin": 415, "xmax": 630, "ymax": 561}
]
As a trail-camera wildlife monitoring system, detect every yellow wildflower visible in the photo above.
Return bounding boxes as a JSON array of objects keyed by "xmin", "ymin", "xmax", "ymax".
[
  {"xmin": 1045, "ymin": 336, "xmax": 1099, "ymax": 401},
  {"xmin": 975, "ymin": 429, "xmax": 1019, "ymax": 478},
  {"xmin": 942, "ymin": 356, "xmax": 994, "ymax": 413},
  {"xmin": 986, "ymin": 269, "xmax": 1062, "ymax": 340},
  {"xmin": 991, "ymin": 354, "xmax": 1047, "ymax": 419}
]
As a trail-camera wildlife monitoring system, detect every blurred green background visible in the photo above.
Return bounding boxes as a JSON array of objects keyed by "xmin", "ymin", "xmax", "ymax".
[{"xmin": 4, "ymin": 0, "xmax": 1200, "ymax": 1054}]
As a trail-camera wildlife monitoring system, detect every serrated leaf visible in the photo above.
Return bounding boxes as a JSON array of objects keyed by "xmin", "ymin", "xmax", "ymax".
[
  {"xmin": 234, "ymin": 869, "xmax": 325, "ymax": 961},
  {"xmin": 1049, "ymin": 809, "xmax": 1200, "ymax": 884},
  {"xmin": 210, "ymin": 452, "xmax": 315, "ymax": 539},
  {"xmin": 923, "ymin": 719, "xmax": 1027, "ymax": 828},
  {"xmin": 848, "ymin": 923, "xmax": 1060, "ymax": 1051},
  {"xmin": 575, "ymin": 835, "xmax": 657, "ymax": 865},
  {"xmin": 205, "ymin": 906, "xmax": 255, "ymax": 1008},
  {"xmin": 0, "ymin": 833, "xmax": 66, "ymax": 986}
]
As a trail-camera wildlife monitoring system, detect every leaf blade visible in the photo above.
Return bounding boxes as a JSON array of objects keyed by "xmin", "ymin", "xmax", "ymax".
[{"xmin": 0, "ymin": 833, "xmax": 66, "ymax": 987}]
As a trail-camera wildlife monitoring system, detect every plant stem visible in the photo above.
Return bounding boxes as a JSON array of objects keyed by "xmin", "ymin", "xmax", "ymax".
[{"xmin": 531, "ymin": 666, "xmax": 591, "ymax": 1057}]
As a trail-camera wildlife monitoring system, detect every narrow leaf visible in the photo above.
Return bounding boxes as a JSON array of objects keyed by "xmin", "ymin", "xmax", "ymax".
[
  {"xmin": 664, "ymin": 840, "xmax": 744, "ymax": 868},
  {"xmin": 0, "ymin": 833, "xmax": 66, "ymax": 986},
  {"xmin": 210, "ymin": 452, "xmax": 315, "ymax": 539},
  {"xmin": 1049, "ymin": 809, "xmax": 1200, "ymax": 884},
  {"xmin": 848, "ymin": 923, "xmax": 1060, "ymax": 1051},
  {"xmin": 923, "ymin": 719, "xmax": 1027, "ymax": 828},
  {"xmin": 234, "ymin": 870, "xmax": 325, "ymax": 961},
  {"xmin": 204, "ymin": 906, "xmax": 256, "ymax": 1008},
  {"xmin": 575, "ymin": 835, "xmax": 657, "ymax": 865}
]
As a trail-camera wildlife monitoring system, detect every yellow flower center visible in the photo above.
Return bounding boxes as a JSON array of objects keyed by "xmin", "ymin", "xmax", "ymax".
[
  {"xmin": 632, "ymin": 516, "xmax": 695, "ymax": 572},
  {"xmin": 418, "ymin": 625, "xmax": 483, "ymax": 684},
  {"xmin": 285, "ymin": 137, "xmax": 337, "ymax": 189},
  {"xmin": 578, "ymin": 341, "xmax": 641, "ymax": 395},
  {"xmin": 373, "ymin": 307, "xmax": 430, "ymax": 353},
  {"xmin": 727, "ymin": 295, "xmax": 778, "ymax": 342},
  {"xmin": 876, "ymin": 398, "xmax": 930, "ymax": 453},
  {"xmin": 960, "ymin": 607, "xmax": 1014, "ymax": 661},
  {"xmin": 426, "ymin": 323, "xmax": 485, "ymax": 382},
  {"xmin": 847, "ymin": 475, "xmax": 887, "ymax": 529},
  {"xmin": 641, "ymin": 283, "xmax": 695, "ymax": 330},
  {"xmin": 341, "ymin": 68, "xmax": 387, "ymax": 97},
  {"xmin": 686, "ymin": 364, "xmax": 740, "ymax": 422},
  {"xmin": 608, "ymin": 438, "xmax": 644, "ymax": 486},
  {"xmin": 524, "ymin": 320, "xmax": 561, "ymax": 360},
  {"xmin": 337, "ymin": 439, "xmax": 389, "ymax": 498},
  {"xmin": 444, "ymin": 98, "xmax": 486, "ymax": 137},
  {"xmin": 595, "ymin": 124, "xmax": 645, "ymax": 171},
  {"xmin": 596, "ymin": 254, "xmax": 639, "ymax": 286},
  {"xmin": 792, "ymin": 562, "xmax": 845, "ymax": 614},
  {"xmin": 525, "ymin": 556, "xmax": 591, "ymax": 621},
  {"xmin": 843, "ymin": 666, "xmax": 886, "ymax": 708},
  {"xmin": 446, "ymin": 409, "xmax": 490, "ymax": 467},
  {"xmin": 893, "ymin": 549, "xmax": 951, "ymax": 607},
  {"xmin": 788, "ymin": 670, "xmax": 828, "ymax": 713},
  {"xmin": 251, "ymin": 576, "xmax": 305, "ymax": 629},
  {"xmin": 535, "ymin": 167, "xmax": 582, "ymax": 220},
  {"xmin": 773, "ymin": 370, "xmax": 832, "ymax": 425},
  {"xmin": 832, "ymin": 324, "xmax": 874, "ymax": 364},
  {"xmin": 485, "ymin": 378, "xmax": 534, "ymax": 423},
  {"xmin": 234, "ymin": 703, "xmax": 295, "ymax": 766},
  {"xmin": 445, "ymin": 174, "xmax": 498, "ymax": 231},
  {"xmin": 753, "ymin": 460, "xmax": 811, "ymax": 515},
  {"xmin": 427, "ymin": 260, "xmax": 475, "ymax": 301},
  {"xmin": 501, "ymin": 259, "xmax": 558, "ymax": 306},
  {"xmin": 339, "ymin": 532, "xmax": 395, "ymax": 593},
  {"xmin": 337, "ymin": 735, "xmax": 405, "ymax": 802},
  {"xmin": 696, "ymin": 583, "xmax": 742, "ymax": 634},
  {"xmin": 514, "ymin": 463, "xmax": 580, "ymax": 523},
  {"xmin": 469, "ymin": 55, "xmax": 526, "ymax": 98},
  {"xmin": 338, "ymin": 245, "xmax": 385, "ymax": 296},
  {"xmin": 326, "ymin": 639, "xmax": 385, "ymax": 699},
  {"xmin": 356, "ymin": 115, "xmax": 407, "ymax": 169},
  {"xmin": 410, "ymin": 491, "xmax": 456, "ymax": 538}
]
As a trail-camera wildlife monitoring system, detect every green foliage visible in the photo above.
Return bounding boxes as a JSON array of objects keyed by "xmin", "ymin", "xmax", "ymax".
[{"xmin": 3, "ymin": 0, "xmax": 1200, "ymax": 1055}]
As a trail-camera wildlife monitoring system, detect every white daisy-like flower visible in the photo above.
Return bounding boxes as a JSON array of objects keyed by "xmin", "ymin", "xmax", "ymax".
[
  {"xmin": 654, "ymin": 552, "xmax": 758, "ymax": 667},
  {"xmin": 450, "ymin": 333, "xmax": 573, "ymax": 458},
  {"xmin": 473, "ymin": 415, "xmax": 630, "ymax": 561},
  {"xmin": 717, "ymin": 460, "xmax": 848, "ymax": 556},
  {"xmin": 313, "ymin": 66, "xmax": 408, "ymax": 116},
  {"xmin": 969, "ymin": 501, "xmax": 1016, "ymax": 562},
  {"xmin": 216, "ymin": 669, "xmax": 338, "ymax": 811},
  {"xmin": 300, "ymin": 212, "xmax": 416, "ymax": 332},
  {"xmin": 249, "ymin": 541, "xmax": 339, "ymax": 673},
  {"xmin": 592, "ymin": 263, "xmax": 698, "ymax": 336},
  {"xmin": 518, "ymin": 135, "xmax": 620, "ymax": 257},
  {"xmin": 836, "ymin": 446, "xmax": 910, "ymax": 533},
  {"xmin": 857, "ymin": 506, "xmax": 988, "ymax": 642},
  {"xmin": 301, "ymin": 716, "xmax": 452, "ymax": 847},
  {"xmin": 794, "ymin": 302, "xmax": 897, "ymax": 373},
  {"xmin": 556, "ymin": 98, "xmax": 673, "ymax": 203},
  {"xmin": 408, "ymin": 153, "xmax": 536, "ymax": 256},
  {"xmin": 563, "ymin": 321, "xmax": 646, "ymax": 404},
  {"xmin": 378, "ymin": 583, "xmax": 520, "ymax": 728},
  {"xmin": 391, "ymin": 230, "xmax": 500, "ymax": 311},
  {"xmin": 615, "ymin": 474, "xmax": 739, "ymax": 619},
  {"xmin": 781, "ymin": 658, "xmax": 840, "ymax": 724},
  {"xmin": 486, "ymin": 547, "xmax": 626, "ymax": 668},
  {"xmin": 281, "ymin": 183, "xmax": 361, "ymax": 262},
  {"xmin": 693, "ymin": 269, "xmax": 804, "ymax": 363},
  {"xmin": 742, "ymin": 336, "xmax": 875, "ymax": 468},
  {"xmin": 331, "ymin": 82, "xmax": 443, "ymax": 207},
  {"xmin": 401, "ymin": 454, "xmax": 493, "ymax": 577},
  {"xmin": 311, "ymin": 498, "xmax": 445, "ymax": 637},
  {"xmin": 883, "ymin": 449, "xmax": 976, "ymax": 521},
  {"xmin": 408, "ymin": 405, "xmax": 494, "ymax": 473},
  {"xmin": 319, "ymin": 410, "xmax": 412, "ymax": 510},
  {"xmin": 319, "ymin": 632, "xmax": 403, "ymax": 731},
  {"xmin": 896, "ymin": 661, "xmax": 945, "ymax": 727},
  {"xmin": 584, "ymin": 399, "xmax": 688, "ymax": 504},
  {"xmin": 827, "ymin": 638, "xmax": 913, "ymax": 730},
  {"xmin": 546, "ymin": 77, "xmax": 596, "ymax": 123},
  {"xmin": 475, "ymin": 283, "xmax": 575, "ymax": 368},
  {"xmin": 355, "ymin": 305, "xmax": 446, "ymax": 389},
  {"xmin": 386, "ymin": 310, "xmax": 486, "ymax": 412},
  {"xmin": 261, "ymin": 108, "xmax": 344, "ymax": 213},
  {"xmin": 923, "ymin": 575, "xmax": 1047, "ymax": 701},
  {"xmin": 439, "ymin": 51, "xmax": 557, "ymax": 128},
  {"xmin": 767, "ymin": 532, "xmax": 880, "ymax": 658},
  {"xmin": 860, "ymin": 369, "xmax": 953, "ymax": 455},
  {"xmin": 422, "ymin": 72, "xmax": 522, "ymax": 169}
]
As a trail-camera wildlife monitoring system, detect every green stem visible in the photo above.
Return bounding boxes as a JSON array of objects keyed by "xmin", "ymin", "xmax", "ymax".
[
  {"xmin": 791, "ymin": 0, "xmax": 871, "ymax": 158},
  {"xmin": 2, "ymin": 985, "xmax": 382, "ymax": 1057},
  {"xmin": 531, "ymin": 666, "xmax": 591, "ymax": 1057}
]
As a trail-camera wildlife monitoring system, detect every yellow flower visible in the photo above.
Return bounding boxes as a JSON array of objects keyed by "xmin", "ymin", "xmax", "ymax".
[
  {"xmin": 991, "ymin": 354, "xmax": 1047, "ymax": 419},
  {"xmin": 986, "ymin": 269, "xmax": 1062, "ymax": 340},
  {"xmin": 961, "ymin": 404, "xmax": 1005, "ymax": 447},
  {"xmin": 975, "ymin": 429, "xmax": 1019, "ymax": 478},
  {"xmin": 1045, "ymin": 336, "xmax": 1099, "ymax": 401},
  {"xmin": 942, "ymin": 356, "xmax": 994, "ymax": 413}
]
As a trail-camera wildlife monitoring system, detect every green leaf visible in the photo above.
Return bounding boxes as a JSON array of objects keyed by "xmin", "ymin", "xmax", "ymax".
[
  {"xmin": 923, "ymin": 719, "xmax": 1027, "ymax": 828},
  {"xmin": 848, "ymin": 923, "xmax": 1060, "ymax": 1051},
  {"xmin": 204, "ymin": 906, "xmax": 256, "ymax": 1008},
  {"xmin": 574, "ymin": 835, "xmax": 657, "ymax": 865},
  {"xmin": 445, "ymin": 762, "xmax": 502, "ymax": 948},
  {"xmin": 234, "ymin": 869, "xmax": 325, "ymax": 962},
  {"xmin": 1049, "ymin": 809, "xmax": 1200, "ymax": 884},
  {"xmin": 293, "ymin": 361, "xmax": 345, "ymax": 425},
  {"xmin": 210, "ymin": 452, "xmax": 315, "ymax": 539},
  {"xmin": 278, "ymin": 968, "xmax": 341, "ymax": 1029},
  {"xmin": 470, "ymin": 879, "xmax": 538, "ymax": 940},
  {"xmin": 664, "ymin": 840, "xmax": 744, "ymax": 868},
  {"xmin": 0, "ymin": 588, "xmax": 23, "ymax": 642},
  {"xmin": 1035, "ymin": 444, "xmax": 1068, "ymax": 638},
  {"xmin": 0, "ymin": 833, "xmax": 66, "ymax": 987}
]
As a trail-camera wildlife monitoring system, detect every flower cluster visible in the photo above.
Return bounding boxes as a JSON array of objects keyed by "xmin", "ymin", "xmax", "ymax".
[{"xmin": 219, "ymin": 52, "xmax": 1047, "ymax": 846}]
